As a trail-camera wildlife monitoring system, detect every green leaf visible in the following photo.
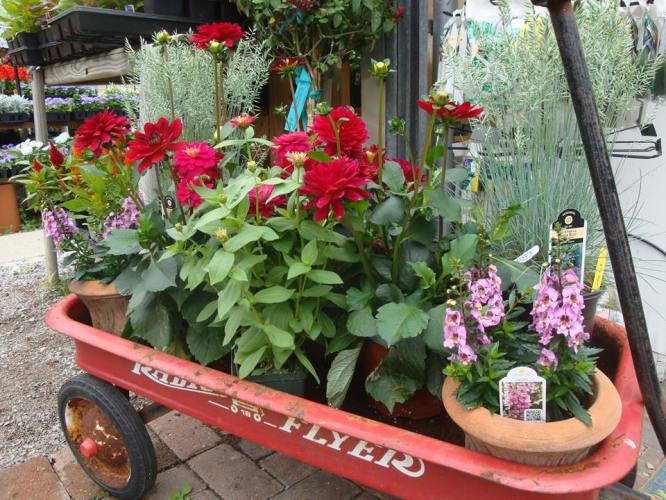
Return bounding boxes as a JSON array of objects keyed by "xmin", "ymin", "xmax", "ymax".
[
  {"xmin": 430, "ymin": 190, "xmax": 461, "ymax": 222},
  {"xmin": 369, "ymin": 196, "xmax": 404, "ymax": 226},
  {"xmin": 347, "ymin": 307, "xmax": 377, "ymax": 338},
  {"xmin": 410, "ymin": 262, "xmax": 436, "ymax": 289},
  {"xmin": 425, "ymin": 351, "xmax": 445, "ymax": 398},
  {"xmin": 445, "ymin": 167, "xmax": 469, "ymax": 183},
  {"xmin": 104, "ymin": 229, "xmax": 141, "ymax": 255},
  {"xmin": 326, "ymin": 346, "xmax": 362, "ymax": 408},
  {"xmin": 299, "ymin": 220, "xmax": 346, "ymax": 245},
  {"xmin": 424, "ymin": 304, "xmax": 447, "ymax": 355},
  {"xmin": 217, "ymin": 280, "xmax": 243, "ymax": 320},
  {"xmin": 302, "ymin": 285, "xmax": 333, "ymax": 297},
  {"xmin": 224, "ymin": 224, "xmax": 278, "ymax": 252},
  {"xmin": 196, "ymin": 300, "xmax": 218, "ymax": 322},
  {"xmin": 365, "ymin": 338, "xmax": 426, "ymax": 411},
  {"xmin": 307, "ymin": 269, "xmax": 343, "ymax": 285},
  {"xmin": 262, "ymin": 324, "xmax": 295, "ymax": 349},
  {"xmin": 253, "ymin": 286, "xmax": 294, "ymax": 304},
  {"xmin": 129, "ymin": 293, "xmax": 177, "ymax": 350},
  {"xmin": 345, "ymin": 287, "xmax": 374, "ymax": 311},
  {"xmin": 206, "ymin": 250, "xmax": 235, "ymax": 285},
  {"xmin": 375, "ymin": 284, "xmax": 404, "ymax": 304},
  {"xmin": 382, "ymin": 161, "xmax": 406, "ymax": 191},
  {"xmin": 375, "ymin": 303, "xmax": 429, "ymax": 347},
  {"xmin": 301, "ymin": 240, "xmax": 318, "ymax": 266},
  {"xmin": 287, "ymin": 262, "xmax": 311, "ymax": 280},
  {"xmin": 295, "ymin": 346, "xmax": 320, "ymax": 384},
  {"xmin": 448, "ymin": 233, "xmax": 479, "ymax": 269},
  {"xmin": 307, "ymin": 151, "xmax": 332, "ymax": 162},
  {"xmin": 113, "ymin": 265, "xmax": 142, "ymax": 296},
  {"xmin": 187, "ymin": 325, "xmax": 230, "ymax": 366},
  {"xmin": 564, "ymin": 393, "xmax": 593, "ymax": 426},
  {"xmin": 193, "ymin": 206, "xmax": 230, "ymax": 230},
  {"xmin": 238, "ymin": 346, "xmax": 268, "ymax": 379},
  {"xmin": 143, "ymin": 258, "xmax": 178, "ymax": 292},
  {"xmin": 224, "ymin": 305, "xmax": 247, "ymax": 345}
]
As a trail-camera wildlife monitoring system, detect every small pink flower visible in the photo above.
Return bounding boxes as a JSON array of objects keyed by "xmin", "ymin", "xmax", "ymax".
[{"xmin": 230, "ymin": 113, "xmax": 257, "ymax": 129}]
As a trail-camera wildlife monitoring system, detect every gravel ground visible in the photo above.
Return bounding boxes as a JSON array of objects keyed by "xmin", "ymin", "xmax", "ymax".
[{"xmin": 0, "ymin": 261, "xmax": 78, "ymax": 468}]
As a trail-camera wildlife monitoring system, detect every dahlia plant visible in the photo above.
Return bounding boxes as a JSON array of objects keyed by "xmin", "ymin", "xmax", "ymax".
[{"xmin": 443, "ymin": 231, "xmax": 600, "ymax": 425}]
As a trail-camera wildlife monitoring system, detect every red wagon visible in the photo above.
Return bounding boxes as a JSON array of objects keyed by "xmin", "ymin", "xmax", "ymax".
[{"xmin": 47, "ymin": 294, "xmax": 644, "ymax": 499}]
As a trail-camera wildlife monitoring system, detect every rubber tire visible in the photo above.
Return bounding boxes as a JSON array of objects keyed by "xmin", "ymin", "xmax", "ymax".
[{"xmin": 58, "ymin": 374, "xmax": 157, "ymax": 500}]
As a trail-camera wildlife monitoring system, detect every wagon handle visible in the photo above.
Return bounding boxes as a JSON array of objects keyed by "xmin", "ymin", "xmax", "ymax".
[{"xmin": 533, "ymin": 0, "xmax": 666, "ymax": 455}]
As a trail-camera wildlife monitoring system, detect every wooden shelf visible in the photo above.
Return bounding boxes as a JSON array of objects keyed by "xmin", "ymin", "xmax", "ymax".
[{"xmin": 44, "ymin": 48, "xmax": 130, "ymax": 86}]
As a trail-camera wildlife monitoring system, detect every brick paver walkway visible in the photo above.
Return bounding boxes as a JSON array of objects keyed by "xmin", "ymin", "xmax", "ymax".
[
  {"xmin": 1, "ymin": 407, "xmax": 663, "ymax": 499},
  {"xmin": 0, "ymin": 410, "xmax": 388, "ymax": 500}
]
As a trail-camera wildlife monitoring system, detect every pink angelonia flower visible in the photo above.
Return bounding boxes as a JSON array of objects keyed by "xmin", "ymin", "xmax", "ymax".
[
  {"xmin": 456, "ymin": 344, "xmax": 478, "ymax": 365},
  {"xmin": 537, "ymin": 348, "xmax": 558, "ymax": 369}
]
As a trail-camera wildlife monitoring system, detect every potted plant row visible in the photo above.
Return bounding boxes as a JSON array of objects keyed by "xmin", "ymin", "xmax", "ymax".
[{"xmin": 16, "ymin": 20, "xmax": 625, "ymax": 468}]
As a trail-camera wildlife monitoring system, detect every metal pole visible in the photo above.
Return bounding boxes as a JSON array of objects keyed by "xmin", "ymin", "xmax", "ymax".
[
  {"xmin": 539, "ymin": 0, "xmax": 666, "ymax": 454},
  {"xmin": 32, "ymin": 67, "xmax": 60, "ymax": 285}
]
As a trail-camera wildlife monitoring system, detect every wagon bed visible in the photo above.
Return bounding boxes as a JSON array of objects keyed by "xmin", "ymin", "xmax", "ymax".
[{"xmin": 47, "ymin": 295, "xmax": 644, "ymax": 499}]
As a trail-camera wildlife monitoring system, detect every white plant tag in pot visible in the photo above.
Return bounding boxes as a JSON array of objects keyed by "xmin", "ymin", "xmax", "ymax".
[{"xmin": 499, "ymin": 367, "xmax": 547, "ymax": 422}]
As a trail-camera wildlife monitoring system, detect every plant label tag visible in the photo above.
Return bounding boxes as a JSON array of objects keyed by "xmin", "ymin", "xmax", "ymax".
[
  {"xmin": 592, "ymin": 248, "xmax": 608, "ymax": 291},
  {"xmin": 499, "ymin": 367, "xmax": 547, "ymax": 422},
  {"xmin": 514, "ymin": 245, "xmax": 540, "ymax": 263},
  {"xmin": 549, "ymin": 209, "xmax": 587, "ymax": 282}
]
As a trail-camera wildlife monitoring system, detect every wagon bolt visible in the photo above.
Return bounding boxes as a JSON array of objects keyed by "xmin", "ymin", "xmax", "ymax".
[{"xmin": 79, "ymin": 437, "xmax": 98, "ymax": 458}]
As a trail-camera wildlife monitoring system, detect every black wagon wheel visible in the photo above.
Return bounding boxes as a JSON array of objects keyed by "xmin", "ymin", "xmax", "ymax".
[{"xmin": 58, "ymin": 374, "xmax": 157, "ymax": 500}]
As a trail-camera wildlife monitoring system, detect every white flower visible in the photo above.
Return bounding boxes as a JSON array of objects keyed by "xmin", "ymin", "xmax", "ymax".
[{"xmin": 54, "ymin": 132, "xmax": 70, "ymax": 144}]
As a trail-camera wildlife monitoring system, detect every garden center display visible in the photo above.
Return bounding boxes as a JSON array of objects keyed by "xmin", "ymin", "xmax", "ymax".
[{"xmin": 5, "ymin": 0, "xmax": 663, "ymax": 497}]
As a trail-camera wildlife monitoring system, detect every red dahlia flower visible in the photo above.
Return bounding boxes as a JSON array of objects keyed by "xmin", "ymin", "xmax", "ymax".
[
  {"xmin": 417, "ymin": 98, "xmax": 483, "ymax": 124},
  {"xmin": 248, "ymin": 184, "xmax": 286, "ymax": 218},
  {"xmin": 439, "ymin": 101, "xmax": 484, "ymax": 123},
  {"xmin": 310, "ymin": 106, "xmax": 369, "ymax": 158},
  {"xmin": 191, "ymin": 22, "xmax": 243, "ymax": 49},
  {"xmin": 73, "ymin": 110, "xmax": 130, "ymax": 158},
  {"xmin": 126, "ymin": 118, "xmax": 183, "ymax": 173},
  {"xmin": 230, "ymin": 113, "xmax": 257, "ymax": 129},
  {"xmin": 272, "ymin": 132, "xmax": 313, "ymax": 171},
  {"xmin": 49, "ymin": 143, "xmax": 64, "ymax": 167},
  {"xmin": 300, "ymin": 157, "xmax": 371, "ymax": 222},
  {"xmin": 393, "ymin": 158, "xmax": 425, "ymax": 185},
  {"xmin": 174, "ymin": 142, "xmax": 222, "ymax": 180},
  {"xmin": 392, "ymin": 4, "xmax": 405, "ymax": 21},
  {"xmin": 271, "ymin": 56, "xmax": 306, "ymax": 76},
  {"xmin": 176, "ymin": 177, "xmax": 214, "ymax": 209}
]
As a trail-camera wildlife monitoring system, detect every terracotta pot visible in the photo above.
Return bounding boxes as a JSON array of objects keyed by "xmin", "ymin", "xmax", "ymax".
[
  {"xmin": 362, "ymin": 341, "xmax": 443, "ymax": 420},
  {"xmin": 68, "ymin": 281, "xmax": 129, "ymax": 336},
  {"xmin": 442, "ymin": 370, "xmax": 621, "ymax": 466},
  {"xmin": 0, "ymin": 183, "xmax": 21, "ymax": 233}
]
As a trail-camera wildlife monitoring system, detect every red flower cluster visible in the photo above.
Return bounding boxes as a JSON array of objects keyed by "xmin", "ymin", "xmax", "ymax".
[
  {"xmin": 73, "ymin": 110, "xmax": 130, "ymax": 158},
  {"xmin": 392, "ymin": 4, "xmax": 405, "ymax": 21},
  {"xmin": 287, "ymin": 0, "xmax": 316, "ymax": 10},
  {"xmin": 174, "ymin": 141, "xmax": 222, "ymax": 208},
  {"xmin": 0, "ymin": 64, "xmax": 30, "ymax": 81},
  {"xmin": 272, "ymin": 132, "xmax": 313, "ymax": 172},
  {"xmin": 248, "ymin": 184, "xmax": 286, "ymax": 218},
  {"xmin": 271, "ymin": 56, "xmax": 306, "ymax": 76},
  {"xmin": 310, "ymin": 106, "xmax": 368, "ymax": 158},
  {"xmin": 191, "ymin": 22, "xmax": 243, "ymax": 49},
  {"xmin": 417, "ymin": 98, "xmax": 483, "ymax": 124},
  {"xmin": 230, "ymin": 113, "xmax": 257, "ymax": 129},
  {"xmin": 126, "ymin": 118, "xmax": 183, "ymax": 173},
  {"xmin": 49, "ymin": 143, "xmax": 64, "ymax": 167},
  {"xmin": 300, "ymin": 157, "xmax": 371, "ymax": 221}
]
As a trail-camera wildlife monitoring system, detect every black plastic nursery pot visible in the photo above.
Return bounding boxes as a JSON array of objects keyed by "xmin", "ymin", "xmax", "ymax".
[
  {"xmin": 248, "ymin": 371, "xmax": 309, "ymax": 398},
  {"xmin": 7, "ymin": 32, "xmax": 45, "ymax": 67},
  {"xmin": 144, "ymin": 0, "xmax": 185, "ymax": 16},
  {"xmin": 0, "ymin": 112, "xmax": 30, "ymax": 124},
  {"xmin": 71, "ymin": 110, "xmax": 97, "ymax": 121},
  {"xmin": 582, "ymin": 289, "xmax": 604, "ymax": 332},
  {"xmin": 187, "ymin": 0, "xmax": 219, "ymax": 20},
  {"xmin": 46, "ymin": 111, "xmax": 71, "ymax": 122}
]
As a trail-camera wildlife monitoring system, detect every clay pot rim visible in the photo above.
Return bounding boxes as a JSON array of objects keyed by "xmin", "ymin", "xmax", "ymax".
[
  {"xmin": 68, "ymin": 279, "xmax": 122, "ymax": 298},
  {"xmin": 442, "ymin": 370, "xmax": 621, "ymax": 453}
]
